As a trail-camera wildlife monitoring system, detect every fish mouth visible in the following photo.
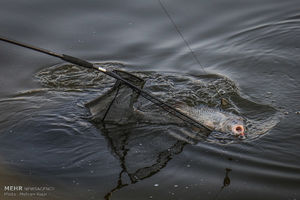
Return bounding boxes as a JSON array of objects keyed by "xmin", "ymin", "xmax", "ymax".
[{"xmin": 232, "ymin": 125, "xmax": 245, "ymax": 137}]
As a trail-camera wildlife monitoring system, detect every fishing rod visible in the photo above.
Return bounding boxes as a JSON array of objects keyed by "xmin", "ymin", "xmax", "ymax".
[{"xmin": 0, "ymin": 36, "xmax": 210, "ymax": 133}]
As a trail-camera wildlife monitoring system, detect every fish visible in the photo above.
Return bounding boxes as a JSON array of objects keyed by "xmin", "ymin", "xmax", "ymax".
[{"xmin": 176, "ymin": 105, "xmax": 246, "ymax": 138}]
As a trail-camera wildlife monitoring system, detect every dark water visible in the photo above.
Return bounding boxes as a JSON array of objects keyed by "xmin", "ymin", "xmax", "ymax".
[{"xmin": 0, "ymin": 0, "xmax": 299, "ymax": 200}]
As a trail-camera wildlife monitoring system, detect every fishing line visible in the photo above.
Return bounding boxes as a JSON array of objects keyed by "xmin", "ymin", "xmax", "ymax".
[
  {"xmin": 158, "ymin": 0, "xmax": 207, "ymax": 74},
  {"xmin": 0, "ymin": 36, "xmax": 210, "ymax": 133},
  {"xmin": 158, "ymin": 0, "xmax": 227, "ymax": 105}
]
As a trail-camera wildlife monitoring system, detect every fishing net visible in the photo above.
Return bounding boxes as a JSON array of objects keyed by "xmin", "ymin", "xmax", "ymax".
[
  {"xmin": 86, "ymin": 70, "xmax": 145, "ymax": 124},
  {"xmin": 86, "ymin": 70, "xmax": 211, "ymax": 137}
]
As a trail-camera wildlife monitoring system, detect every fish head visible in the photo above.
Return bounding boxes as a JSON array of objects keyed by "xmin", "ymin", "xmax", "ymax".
[{"xmin": 224, "ymin": 117, "xmax": 246, "ymax": 138}]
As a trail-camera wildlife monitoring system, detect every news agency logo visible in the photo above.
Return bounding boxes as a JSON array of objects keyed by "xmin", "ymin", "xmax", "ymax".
[
  {"xmin": 3, "ymin": 185, "xmax": 55, "ymax": 197},
  {"xmin": 3, "ymin": 186, "xmax": 23, "ymax": 191}
]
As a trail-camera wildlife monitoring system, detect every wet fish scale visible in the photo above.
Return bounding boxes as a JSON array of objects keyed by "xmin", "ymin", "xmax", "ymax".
[{"xmin": 177, "ymin": 105, "xmax": 245, "ymax": 136}]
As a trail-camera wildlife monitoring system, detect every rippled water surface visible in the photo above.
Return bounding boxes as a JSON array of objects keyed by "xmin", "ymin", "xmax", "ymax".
[{"xmin": 0, "ymin": 0, "xmax": 299, "ymax": 200}]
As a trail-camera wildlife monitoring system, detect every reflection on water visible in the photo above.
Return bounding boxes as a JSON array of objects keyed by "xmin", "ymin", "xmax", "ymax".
[
  {"xmin": 222, "ymin": 168, "xmax": 231, "ymax": 189},
  {"xmin": 213, "ymin": 167, "xmax": 232, "ymax": 200}
]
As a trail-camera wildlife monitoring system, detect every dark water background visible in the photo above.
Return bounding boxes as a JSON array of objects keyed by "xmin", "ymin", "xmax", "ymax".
[{"xmin": 0, "ymin": 0, "xmax": 299, "ymax": 199}]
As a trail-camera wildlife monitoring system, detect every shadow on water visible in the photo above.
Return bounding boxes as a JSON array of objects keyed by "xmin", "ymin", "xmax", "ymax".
[{"xmin": 0, "ymin": 63, "xmax": 281, "ymax": 199}]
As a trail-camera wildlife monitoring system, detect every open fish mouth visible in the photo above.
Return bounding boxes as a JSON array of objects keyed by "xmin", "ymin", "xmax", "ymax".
[{"xmin": 232, "ymin": 124, "xmax": 245, "ymax": 136}]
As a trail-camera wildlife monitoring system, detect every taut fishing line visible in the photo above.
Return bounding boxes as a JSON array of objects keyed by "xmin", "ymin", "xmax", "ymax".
[{"xmin": 158, "ymin": 0, "xmax": 207, "ymax": 74}]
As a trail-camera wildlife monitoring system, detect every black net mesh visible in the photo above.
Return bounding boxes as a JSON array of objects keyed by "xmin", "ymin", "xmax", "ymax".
[
  {"xmin": 86, "ymin": 70, "xmax": 145, "ymax": 124},
  {"xmin": 86, "ymin": 70, "xmax": 210, "ymax": 136}
]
